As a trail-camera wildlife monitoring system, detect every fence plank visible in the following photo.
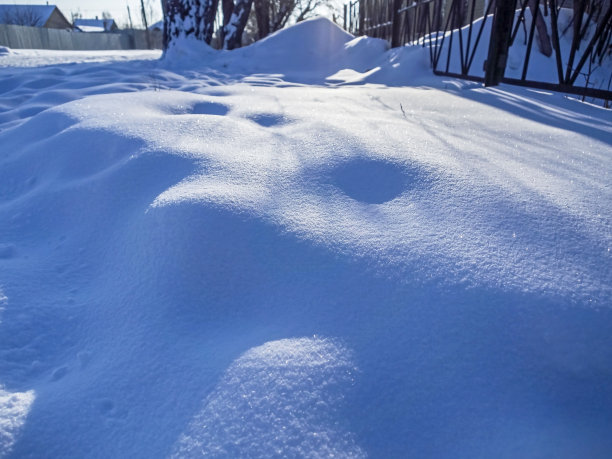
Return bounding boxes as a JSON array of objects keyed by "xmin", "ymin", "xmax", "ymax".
[{"xmin": 0, "ymin": 24, "xmax": 162, "ymax": 50}]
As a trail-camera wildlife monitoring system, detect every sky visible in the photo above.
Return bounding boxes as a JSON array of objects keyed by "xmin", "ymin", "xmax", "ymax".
[
  {"xmin": 0, "ymin": 0, "xmax": 163, "ymax": 27},
  {"xmin": 1, "ymin": 0, "xmax": 343, "ymax": 29}
]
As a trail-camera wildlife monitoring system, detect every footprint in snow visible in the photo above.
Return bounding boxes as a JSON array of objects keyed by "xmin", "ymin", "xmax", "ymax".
[
  {"xmin": 189, "ymin": 101, "xmax": 229, "ymax": 116},
  {"xmin": 247, "ymin": 113, "xmax": 292, "ymax": 128},
  {"xmin": 331, "ymin": 158, "xmax": 424, "ymax": 204},
  {"xmin": 50, "ymin": 366, "xmax": 69, "ymax": 381}
]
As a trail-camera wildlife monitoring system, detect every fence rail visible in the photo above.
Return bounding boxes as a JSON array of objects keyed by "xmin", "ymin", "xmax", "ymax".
[{"xmin": 343, "ymin": 0, "xmax": 612, "ymax": 103}]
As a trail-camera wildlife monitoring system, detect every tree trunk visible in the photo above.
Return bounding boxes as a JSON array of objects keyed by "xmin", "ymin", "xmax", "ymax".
[
  {"xmin": 223, "ymin": 0, "xmax": 254, "ymax": 49},
  {"xmin": 254, "ymin": 0, "xmax": 270, "ymax": 39},
  {"xmin": 218, "ymin": 0, "xmax": 234, "ymax": 44},
  {"xmin": 528, "ymin": 0, "xmax": 553, "ymax": 57},
  {"xmin": 163, "ymin": 0, "xmax": 219, "ymax": 49},
  {"xmin": 221, "ymin": 0, "xmax": 234, "ymax": 25},
  {"xmin": 201, "ymin": 0, "xmax": 220, "ymax": 43}
]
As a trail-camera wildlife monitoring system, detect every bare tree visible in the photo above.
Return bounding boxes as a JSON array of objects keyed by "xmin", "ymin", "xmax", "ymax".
[
  {"xmin": 1, "ymin": 7, "xmax": 43, "ymax": 27},
  {"xmin": 71, "ymin": 10, "xmax": 82, "ymax": 24},
  {"xmin": 162, "ymin": 0, "xmax": 328, "ymax": 51},
  {"xmin": 294, "ymin": 0, "xmax": 330, "ymax": 22},
  {"xmin": 250, "ymin": 0, "xmax": 331, "ymax": 40}
]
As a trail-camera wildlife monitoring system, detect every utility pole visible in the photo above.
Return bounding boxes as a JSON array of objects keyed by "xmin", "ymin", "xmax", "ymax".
[
  {"xmin": 140, "ymin": 0, "xmax": 151, "ymax": 48},
  {"xmin": 127, "ymin": 4, "xmax": 134, "ymax": 29}
]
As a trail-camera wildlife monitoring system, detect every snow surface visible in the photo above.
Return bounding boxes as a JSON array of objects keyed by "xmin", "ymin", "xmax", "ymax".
[
  {"xmin": 431, "ymin": 10, "xmax": 612, "ymax": 92},
  {"xmin": 171, "ymin": 338, "xmax": 363, "ymax": 457},
  {"xmin": 0, "ymin": 16, "xmax": 611, "ymax": 459},
  {"xmin": 0, "ymin": 387, "xmax": 35, "ymax": 454}
]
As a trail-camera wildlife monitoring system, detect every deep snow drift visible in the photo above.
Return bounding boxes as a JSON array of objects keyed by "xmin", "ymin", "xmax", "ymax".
[{"xmin": 0, "ymin": 17, "xmax": 611, "ymax": 459}]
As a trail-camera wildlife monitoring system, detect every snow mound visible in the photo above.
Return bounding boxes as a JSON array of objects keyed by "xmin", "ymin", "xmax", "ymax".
[
  {"xmin": 1, "ymin": 28, "xmax": 612, "ymax": 459},
  {"xmin": 171, "ymin": 338, "xmax": 363, "ymax": 458},
  {"xmin": 245, "ymin": 17, "xmax": 356, "ymax": 74},
  {"xmin": 0, "ymin": 388, "xmax": 35, "ymax": 455},
  {"xmin": 163, "ymin": 17, "xmax": 392, "ymax": 81},
  {"xmin": 4, "ymin": 87, "xmax": 605, "ymax": 301},
  {"xmin": 162, "ymin": 35, "xmax": 217, "ymax": 64},
  {"xmin": 255, "ymin": 16, "xmax": 353, "ymax": 54}
]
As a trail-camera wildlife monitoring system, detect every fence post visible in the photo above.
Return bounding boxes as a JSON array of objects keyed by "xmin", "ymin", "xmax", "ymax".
[
  {"xmin": 484, "ymin": 0, "xmax": 516, "ymax": 86},
  {"xmin": 391, "ymin": 0, "xmax": 402, "ymax": 47},
  {"xmin": 359, "ymin": 0, "xmax": 365, "ymax": 35}
]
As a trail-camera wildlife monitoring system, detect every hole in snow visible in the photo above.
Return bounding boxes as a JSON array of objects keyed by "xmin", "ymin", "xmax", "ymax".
[
  {"xmin": 331, "ymin": 159, "xmax": 417, "ymax": 204},
  {"xmin": 205, "ymin": 90, "xmax": 232, "ymax": 98},
  {"xmin": 248, "ymin": 113, "xmax": 291, "ymax": 127},
  {"xmin": 190, "ymin": 101, "xmax": 229, "ymax": 116}
]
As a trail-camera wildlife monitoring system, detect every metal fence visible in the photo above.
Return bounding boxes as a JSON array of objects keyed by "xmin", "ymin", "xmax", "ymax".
[
  {"xmin": 343, "ymin": 0, "xmax": 612, "ymax": 103},
  {"xmin": 345, "ymin": 0, "xmax": 483, "ymax": 46}
]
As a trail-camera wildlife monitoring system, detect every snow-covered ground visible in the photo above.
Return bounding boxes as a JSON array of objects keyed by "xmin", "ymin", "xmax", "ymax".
[{"xmin": 0, "ymin": 17, "xmax": 611, "ymax": 458}]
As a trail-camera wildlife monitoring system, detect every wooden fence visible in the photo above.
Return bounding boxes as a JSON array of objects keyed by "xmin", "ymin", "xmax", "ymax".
[{"xmin": 0, "ymin": 24, "xmax": 162, "ymax": 50}]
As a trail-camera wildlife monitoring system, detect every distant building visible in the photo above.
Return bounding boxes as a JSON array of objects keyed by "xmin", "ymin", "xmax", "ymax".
[
  {"xmin": 148, "ymin": 20, "xmax": 163, "ymax": 32},
  {"xmin": 74, "ymin": 18, "xmax": 119, "ymax": 33},
  {"xmin": 0, "ymin": 4, "xmax": 72, "ymax": 29}
]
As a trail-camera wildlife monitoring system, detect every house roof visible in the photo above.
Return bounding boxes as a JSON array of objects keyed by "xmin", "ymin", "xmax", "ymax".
[
  {"xmin": 0, "ymin": 4, "xmax": 56, "ymax": 27},
  {"xmin": 74, "ymin": 18, "xmax": 117, "ymax": 32},
  {"xmin": 149, "ymin": 20, "xmax": 163, "ymax": 31}
]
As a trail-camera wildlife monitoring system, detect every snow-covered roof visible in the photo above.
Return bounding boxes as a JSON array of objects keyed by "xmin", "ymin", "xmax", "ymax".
[
  {"xmin": 74, "ymin": 18, "xmax": 117, "ymax": 32},
  {"xmin": 149, "ymin": 20, "xmax": 163, "ymax": 31},
  {"xmin": 76, "ymin": 25, "xmax": 106, "ymax": 33},
  {"xmin": 0, "ymin": 4, "xmax": 56, "ymax": 27}
]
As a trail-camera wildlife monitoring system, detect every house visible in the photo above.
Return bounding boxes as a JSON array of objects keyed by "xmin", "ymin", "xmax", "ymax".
[
  {"xmin": 74, "ymin": 17, "xmax": 119, "ymax": 33},
  {"xmin": 0, "ymin": 4, "xmax": 72, "ymax": 29},
  {"xmin": 148, "ymin": 20, "xmax": 163, "ymax": 32}
]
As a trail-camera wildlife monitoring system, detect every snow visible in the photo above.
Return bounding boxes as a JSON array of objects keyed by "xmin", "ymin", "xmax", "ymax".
[
  {"xmin": 0, "ymin": 48, "xmax": 160, "ymax": 68},
  {"xmin": 164, "ymin": 19, "xmax": 392, "ymax": 82},
  {"xmin": 74, "ymin": 25, "xmax": 107, "ymax": 33},
  {"xmin": 171, "ymin": 338, "xmax": 363, "ymax": 458},
  {"xmin": 0, "ymin": 16, "xmax": 611, "ymax": 459},
  {"xmin": 0, "ymin": 387, "xmax": 35, "ymax": 455},
  {"xmin": 74, "ymin": 19, "xmax": 117, "ymax": 33},
  {"xmin": 431, "ymin": 10, "xmax": 612, "ymax": 92}
]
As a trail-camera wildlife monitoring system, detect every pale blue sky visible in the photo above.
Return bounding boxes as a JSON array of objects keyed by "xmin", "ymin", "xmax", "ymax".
[
  {"xmin": 1, "ymin": 0, "xmax": 341, "ymax": 30},
  {"xmin": 0, "ymin": 0, "xmax": 164, "ymax": 27}
]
